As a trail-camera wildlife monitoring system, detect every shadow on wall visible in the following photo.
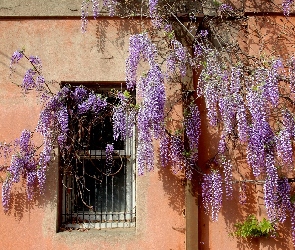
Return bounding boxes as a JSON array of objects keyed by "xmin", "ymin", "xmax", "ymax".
[
  {"xmin": 95, "ymin": 18, "xmax": 147, "ymax": 55},
  {"xmin": 1, "ymin": 150, "xmax": 58, "ymax": 221}
]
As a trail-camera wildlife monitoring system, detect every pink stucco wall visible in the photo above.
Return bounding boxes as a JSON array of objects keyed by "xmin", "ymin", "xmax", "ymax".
[
  {"xmin": 0, "ymin": 18, "xmax": 186, "ymax": 250},
  {"xmin": 197, "ymin": 13, "xmax": 295, "ymax": 250},
  {"xmin": 1, "ymin": 2, "xmax": 295, "ymax": 250}
]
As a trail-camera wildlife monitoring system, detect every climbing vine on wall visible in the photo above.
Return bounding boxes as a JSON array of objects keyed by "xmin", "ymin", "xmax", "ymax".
[{"xmin": 2, "ymin": 0, "xmax": 295, "ymax": 246}]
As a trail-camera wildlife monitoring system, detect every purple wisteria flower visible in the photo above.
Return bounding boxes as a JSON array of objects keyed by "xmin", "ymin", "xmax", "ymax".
[
  {"xmin": 26, "ymin": 170, "xmax": 37, "ymax": 200},
  {"xmin": 170, "ymin": 135, "xmax": 185, "ymax": 174},
  {"xmin": 218, "ymin": 4, "xmax": 233, "ymax": 13},
  {"xmin": 105, "ymin": 144, "xmax": 114, "ymax": 168},
  {"xmin": 149, "ymin": 0, "xmax": 158, "ymax": 18},
  {"xmin": 92, "ymin": 0, "xmax": 99, "ymax": 19},
  {"xmin": 126, "ymin": 33, "xmax": 157, "ymax": 90},
  {"xmin": 22, "ymin": 69, "xmax": 36, "ymax": 93},
  {"xmin": 193, "ymin": 44, "xmax": 203, "ymax": 57},
  {"xmin": 263, "ymin": 153, "xmax": 279, "ymax": 222},
  {"xmin": 29, "ymin": 56, "xmax": 42, "ymax": 69},
  {"xmin": 160, "ymin": 133, "xmax": 170, "ymax": 168},
  {"xmin": 201, "ymin": 171, "xmax": 223, "ymax": 222},
  {"xmin": 222, "ymin": 158, "xmax": 233, "ymax": 199},
  {"xmin": 171, "ymin": 39, "xmax": 187, "ymax": 77},
  {"xmin": 218, "ymin": 133, "xmax": 226, "ymax": 154},
  {"xmin": 126, "ymin": 33, "xmax": 166, "ymax": 174},
  {"xmin": 103, "ymin": 0, "xmax": 117, "ymax": 16},
  {"xmin": 10, "ymin": 50, "xmax": 23, "ymax": 70},
  {"xmin": 113, "ymin": 92, "xmax": 136, "ymax": 141},
  {"xmin": 276, "ymin": 177, "xmax": 292, "ymax": 223},
  {"xmin": 236, "ymin": 103, "xmax": 248, "ymax": 142},
  {"xmin": 77, "ymin": 93, "xmax": 107, "ymax": 115},
  {"xmin": 81, "ymin": 0, "xmax": 89, "ymax": 32},
  {"xmin": 184, "ymin": 104, "xmax": 201, "ymax": 162},
  {"xmin": 56, "ymin": 105, "xmax": 69, "ymax": 150},
  {"xmin": 137, "ymin": 132, "xmax": 154, "ymax": 175},
  {"xmin": 199, "ymin": 49, "xmax": 221, "ymax": 126},
  {"xmin": 264, "ymin": 59, "xmax": 283, "ymax": 107},
  {"xmin": 199, "ymin": 30, "xmax": 208, "ymax": 37},
  {"xmin": 282, "ymin": 0, "xmax": 294, "ymax": 16},
  {"xmin": 2, "ymin": 177, "xmax": 12, "ymax": 212},
  {"xmin": 37, "ymin": 139, "xmax": 52, "ymax": 194}
]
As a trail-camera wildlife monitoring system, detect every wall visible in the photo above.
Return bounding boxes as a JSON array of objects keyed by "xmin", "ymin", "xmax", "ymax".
[
  {"xmin": 197, "ymin": 1, "xmax": 295, "ymax": 249},
  {"xmin": 0, "ymin": 4, "xmax": 186, "ymax": 250}
]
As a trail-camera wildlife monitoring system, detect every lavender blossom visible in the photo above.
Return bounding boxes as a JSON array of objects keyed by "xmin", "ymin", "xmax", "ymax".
[
  {"xmin": 149, "ymin": 0, "xmax": 158, "ymax": 18},
  {"xmin": 184, "ymin": 104, "xmax": 201, "ymax": 161},
  {"xmin": 81, "ymin": 0, "xmax": 89, "ymax": 32},
  {"xmin": 199, "ymin": 30, "xmax": 208, "ymax": 37},
  {"xmin": 282, "ymin": 0, "xmax": 294, "ymax": 16},
  {"xmin": 277, "ymin": 177, "xmax": 292, "ymax": 223},
  {"xmin": 218, "ymin": 133, "xmax": 226, "ymax": 154},
  {"xmin": 222, "ymin": 158, "xmax": 233, "ymax": 199},
  {"xmin": 92, "ymin": 0, "xmax": 99, "ymax": 18},
  {"xmin": 263, "ymin": 153, "xmax": 279, "ymax": 222},
  {"xmin": 218, "ymin": 4, "xmax": 233, "ymax": 13},
  {"xmin": 170, "ymin": 135, "xmax": 185, "ymax": 174},
  {"xmin": 105, "ymin": 144, "xmax": 114, "ymax": 168},
  {"xmin": 160, "ymin": 133, "xmax": 171, "ymax": 168},
  {"xmin": 171, "ymin": 39, "xmax": 187, "ymax": 77},
  {"xmin": 22, "ymin": 69, "xmax": 36, "ymax": 93},
  {"xmin": 201, "ymin": 171, "xmax": 223, "ymax": 222},
  {"xmin": 2, "ymin": 177, "xmax": 12, "ymax": 212},
  {"xmin": 10, "ymin": 50, "xmax": 23, "ymax": 69},
  {"xmin": 126, "ymin": 33, "xmax": 157, "ymax": 90}
]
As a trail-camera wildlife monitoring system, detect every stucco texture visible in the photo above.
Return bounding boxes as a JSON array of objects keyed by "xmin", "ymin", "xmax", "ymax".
[{"xmin": 0, "ymin": 18, "xmax": 186, "ymax": 250}]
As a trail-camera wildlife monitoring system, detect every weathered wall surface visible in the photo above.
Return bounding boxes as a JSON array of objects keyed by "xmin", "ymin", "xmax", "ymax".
[
  {"xmin": 0, "ymin": 17, "xmax": 186, "ymax": 250},
  {"xmin": 197, "ymin": 7, "xmax": 295, "ymax": 250}
]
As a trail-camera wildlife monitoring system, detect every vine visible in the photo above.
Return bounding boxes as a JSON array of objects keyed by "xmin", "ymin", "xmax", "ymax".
[{"xmin": 2, "ymin": 0, "xmax": 295, "ymax": 246}]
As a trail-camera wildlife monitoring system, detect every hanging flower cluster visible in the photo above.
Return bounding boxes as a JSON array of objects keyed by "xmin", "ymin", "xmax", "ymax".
[
  {"xmin": 2, "ymin": 130, "xmax": 37, "ymax": 210},
  {"xmin": 282, "ymin": 0, "xmax": 295, "ymax": 15},
  {"xmin": 201, "ymin": 171, "xmax": 223, "ymax": 222},
  {"xmin": 126, "ymin": 33, "xmax": 166, "ymax": 174}
]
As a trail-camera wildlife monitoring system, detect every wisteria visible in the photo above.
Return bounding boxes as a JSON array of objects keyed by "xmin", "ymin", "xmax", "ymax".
[
  {"xmin": 263, "ymin": 153, "xmax": 279, "ymax": 222},
  {"xmin": 170, "ymin": 40, "xmax": 188, "ymax": 77},
  {"xmin": 159, "ymin": 133, "xmax": 170, "ymax": 168},
  {"xmin": 170, "ymin": 135, "xmax": 185, "ymax": 174},
  {"xmin": 126, "ymin": 33, "xmax": 166, "ymax": 174},
  {"xmin": 277, "ymin": 177, "xmax": 292, "ymax": 223},
  {"xmin": 218, "ymin": 133, "xmax": 226, "ymax": 155},
  {"xmin": 276, "ymin": 126, "xmax": 293, "ymax": 166},
  {"xmin": 184, "ymin": 104, "xmax": 201, "ymax": 161},
  {"xmin": 4, "ymin": 0, "xmax": 295, "ymax": 245},
  {"xmin": 126, "ymin": 33, "xmax": 157, "ymax": 90},
  {"xmin": 222, "ymin": 158, "xmax": 233, "ymax": 199},
  {"xmin": 102, "ymin": 0, "xmax": 117, "ymax": 17},
  {"xmin": 2, "ymin": 177, "xmax": 12, "ymax": 211},
  {"xmin": 282, "ymin": 0, "xmax": 294, "ymax": 15},
  {"xmin": 81, "ymin": 0, "xmax": 89, "ymax": 33},
  {"xmin": 105, "ymin": 144, "xmax": 114, "ymax": 169},
  {"xmin": 202, "ymin": 171, "xmax": 223, "ymax": 222},
  {"xmin": 10, "ymin": 50, "xmax": 23, "ymax": 69},
  {"xmin": 218, "ymin": 4, "xmax": 233, "ymax": 13}
]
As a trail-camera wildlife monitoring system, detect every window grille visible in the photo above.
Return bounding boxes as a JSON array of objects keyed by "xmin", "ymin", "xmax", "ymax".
[{"xmin": 60, "ymin": 84, "xmax": 136, "ymax": 230}]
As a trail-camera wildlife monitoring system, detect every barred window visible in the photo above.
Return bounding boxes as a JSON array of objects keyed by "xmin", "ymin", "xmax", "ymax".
[{"xmin": 60, "ymin": 84, "xmax": 136, "ymax": 230}]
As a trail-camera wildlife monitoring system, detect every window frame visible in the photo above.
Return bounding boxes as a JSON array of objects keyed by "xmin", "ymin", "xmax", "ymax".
[{"xmin": 58, "ymin": 82, "xmax": 136, "ymax": 230}]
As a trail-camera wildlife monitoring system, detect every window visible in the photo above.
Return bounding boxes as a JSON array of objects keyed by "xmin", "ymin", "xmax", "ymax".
[{"xmin": 60, "ymin": 83, "xmax": 136, "ymax": 230}]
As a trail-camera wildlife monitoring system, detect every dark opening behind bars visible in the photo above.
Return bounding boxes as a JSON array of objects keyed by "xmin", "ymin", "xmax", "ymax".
[{"xmin": 60, "ymin": 85, "xmax": 136, "ymax": 229}]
